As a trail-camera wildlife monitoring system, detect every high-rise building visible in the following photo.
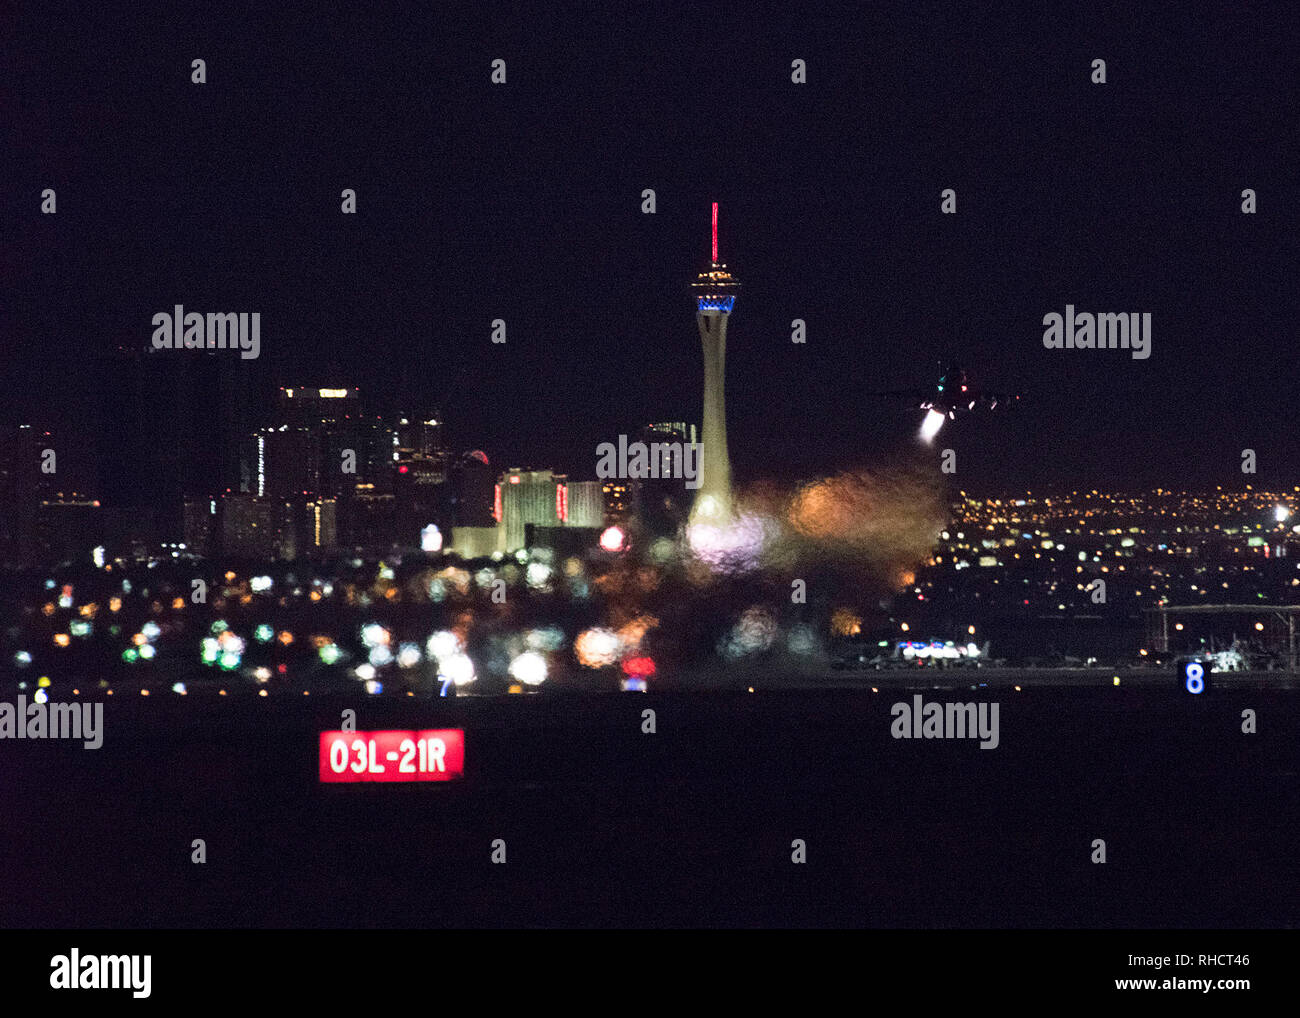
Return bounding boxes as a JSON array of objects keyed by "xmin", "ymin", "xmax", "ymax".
[
  {"xmin": 0, "ymin": 425, "xmax": 46, "ymax": 566},
  {"xmin": 96, "ymin": 343, "xmax": 251, "ymax": 541},
  {"xmin": 273, "ymin": 387, "xmax": 396, "ymax": 545},
  {"xmin": 276, "ymin": 386, "xmax": 361, "ymax": 421},
  {"xmin": 395, "ymin": 455, "xmax": 446, "ymax": 548},
  {"xmin": 294, "ymin": 497, "xmax": 338, "ymax": 555},
  {"xmin": 183, "ymin": 496, "xmax": 218, "ymax": 556},
  {"xmin": 565, "ymin": 480, "xmax": 605, "ymax": 528},
  {"xmin": 646, "ymin": 421, "xmax": 698, "ymax": 445},
  {"xmin": 636, "ymin": 421, "xmax": 698, "ymax": 536},
  {"xmin": 221, "ymin": 494, "xmax": 293, "ymax": 560},
  {"xmin": 602, "ymin": 481, "xmax": 632, "ymax": 522},
  {"xmin": 449, "ymin": 450, "xmax": 496, "ymax": 528},
  {"xmin": 497, "ymin": 468, "xmax": 566, "ymax": 552},
  {"xmin": 253, "ymin": 425, "xmax": 320, "ymax": 498},
  {"xmin": 689, "ymin": 202, "xmax": 741, "ymax": 525},
  {"xmin": 395, "ymin": 416, "xmax": 445, "ymax": 460},
  {"xmin": 392, "ymin": 414, "xmax": 448, "ymax": 546}
]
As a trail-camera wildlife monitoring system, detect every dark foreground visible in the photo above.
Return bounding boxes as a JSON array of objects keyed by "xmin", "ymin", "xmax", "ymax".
[{"xmin": 4, "ymin": 686, "xmax": 1298, "ymax": 928}]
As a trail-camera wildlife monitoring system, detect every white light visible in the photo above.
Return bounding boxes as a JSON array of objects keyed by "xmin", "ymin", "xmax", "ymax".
[
  {"xmin": 920, "ymin": 409, "xmax": 946, "ymax": 443},
  {"xmin": 396, "ymin": 643, "xmax": 421, "ymax": 668},
  {"xmin": 439, "ymin": 652, "xmax": 476, "ymax": 686},
  {"xmin": 361, "ymin": 623, "xmax": 390, "ymax": 648},
  {"xmin": 509, "ymin": 651, "xmax": 548, "ymax": 685},
  {"xmin": 526, "ymin": 562, "xmax": 552, "ymax": 588},
  {"xmin": 250, "ymin": 575, "xmax": 272, "ymax": 593},
  {"xmin": 421, "ymin": 524, "xmax": 443, "ymax": 552},
  {"xmin": 525, "ymin": 627, "xmax": 565, "ymax": 652},
  {"xmin": 92, "ymin": 546, "xmax": 106, "ymax": 568},
  {"xmin": 1275, "ymin": 505, "xmax": 1292, "ymax": 523},
  {"xmin": 427, "ymin": 630, "xmax": 461, "ymax": 660},
  {"xmin": 574, "ymin": 627, "xmax": 621, "ymax": 668},
  {"xmin": 685, "ymin": 513, "xmax": 770, "ymax": 573}
]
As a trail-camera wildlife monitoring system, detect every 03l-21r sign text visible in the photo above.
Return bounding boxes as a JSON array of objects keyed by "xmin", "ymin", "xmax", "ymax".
[{"xmin": 319, "ymin": 729, "xmax": 465, "ymax": 782}]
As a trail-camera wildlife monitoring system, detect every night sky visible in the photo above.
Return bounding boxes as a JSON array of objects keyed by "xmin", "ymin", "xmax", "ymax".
[{"xmin": 6, "ymin": 3, "xmax": 1298, "ymax": 496}]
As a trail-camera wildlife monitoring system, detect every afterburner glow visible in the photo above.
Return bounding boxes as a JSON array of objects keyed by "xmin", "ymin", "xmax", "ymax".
[{"xmin": 920, "ymin": 409, "xmax": 946, "ymax": 443}]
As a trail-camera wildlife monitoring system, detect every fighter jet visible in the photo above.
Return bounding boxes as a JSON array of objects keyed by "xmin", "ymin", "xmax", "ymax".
[{"xmin": 876, "ymin": 364, "xmax": 1021, "ymax": 442}]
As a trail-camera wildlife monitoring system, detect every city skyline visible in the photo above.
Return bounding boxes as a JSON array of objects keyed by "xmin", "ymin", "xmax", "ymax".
[
  {"xmin": 6, "ymin": 6, "xmax": 1298, "ymax": 497},
  {"xmin": 5, "ymin": 2, "xmax": 1299, "ymax": 949}
]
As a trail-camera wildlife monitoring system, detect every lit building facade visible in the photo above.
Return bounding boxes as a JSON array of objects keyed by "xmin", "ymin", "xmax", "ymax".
[
  {"xmin": 566, "ymin": 480, "xmax": 605, "ymax": 529},
  {"xmin": 497, "ymin": 468, "xmax": 566, "ymax": 552}
]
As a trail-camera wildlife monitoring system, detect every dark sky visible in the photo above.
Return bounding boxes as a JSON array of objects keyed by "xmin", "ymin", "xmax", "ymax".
[{"xmin": 5, "ymin": 2, "xmax": 1298, "ymax": 496}]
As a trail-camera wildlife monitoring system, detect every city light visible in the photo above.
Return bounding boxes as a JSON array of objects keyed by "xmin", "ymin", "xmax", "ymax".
[{"xmin": 509, "ymin": 651, "xmax": 548, "ymax": 686}]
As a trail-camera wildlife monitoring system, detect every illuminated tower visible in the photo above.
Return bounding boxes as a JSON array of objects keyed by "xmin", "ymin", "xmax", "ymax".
[{"xmin": 689, "ymin": 203, "xmax": 741, "ymax": 524}]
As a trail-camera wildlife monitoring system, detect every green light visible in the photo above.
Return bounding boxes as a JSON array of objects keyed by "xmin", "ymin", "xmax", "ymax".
[
  {"xmin": 122, "ymin": 648, "xmax": 139, "ymax": 663},
  {"xmin": 319, "ymin": 643, "xmax": 342, "ymax": 665},
  {"xmin": 211, "ymin": 620, "xmax": 229, "ymax": 634},
  {"xmin": 255, "ymin": 624, "xmax": 274, "ymax": 643}
]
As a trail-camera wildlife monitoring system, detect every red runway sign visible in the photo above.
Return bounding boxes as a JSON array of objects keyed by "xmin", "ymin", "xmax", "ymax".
[{"xmin": 319, "ymin": 730, "xmax": 465, "ymax": 782}]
